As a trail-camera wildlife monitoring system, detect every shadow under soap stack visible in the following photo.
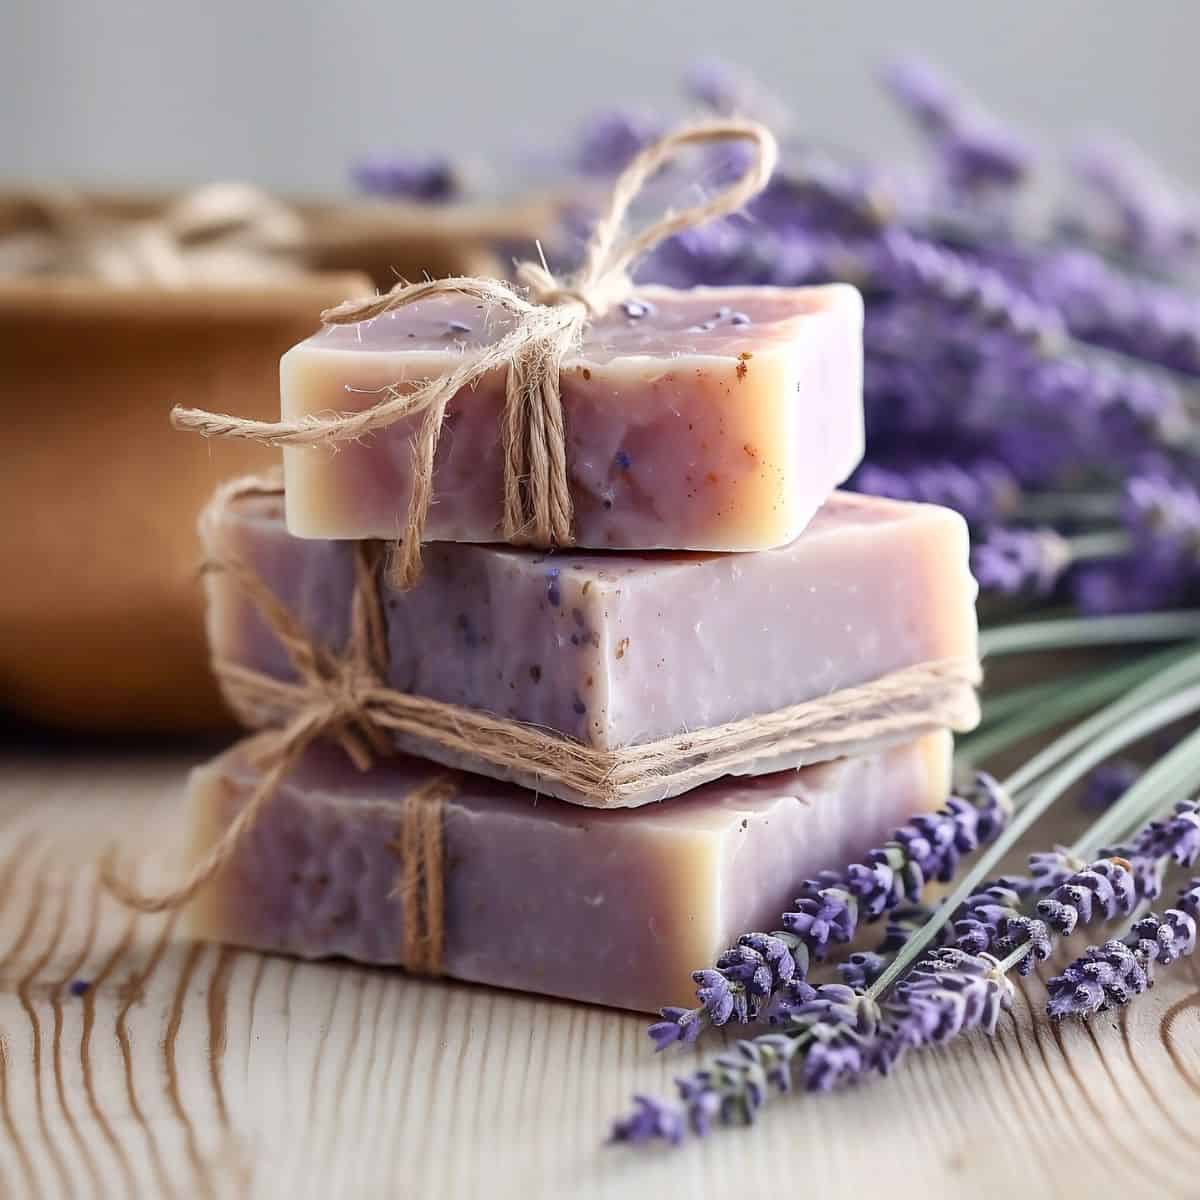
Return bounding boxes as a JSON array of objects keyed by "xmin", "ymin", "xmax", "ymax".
[{"xmin": 182, "ymin": 279, "xmax": 982, "ymax": 1012}]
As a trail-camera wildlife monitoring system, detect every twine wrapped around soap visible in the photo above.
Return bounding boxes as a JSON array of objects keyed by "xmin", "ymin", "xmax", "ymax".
[
  {"xmin": 169, "ymin": 119, "xmax": 781, "ymax": 588},
  {"xmin": 102, "ymin": 484, "xmax": 457, "ymax": 976},
  {"xmin": 102, "ymin": 472, "xmax": 981, "ymax": 924}
]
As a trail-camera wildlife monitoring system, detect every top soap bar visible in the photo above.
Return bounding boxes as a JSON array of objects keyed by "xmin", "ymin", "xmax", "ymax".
[{"xmin": 281, "ymin": 283, "xmax": 864, "ymax": 551}]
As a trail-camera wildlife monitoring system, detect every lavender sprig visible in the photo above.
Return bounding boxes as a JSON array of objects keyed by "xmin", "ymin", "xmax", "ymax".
[
  {"xmin": 971, "ymin": 527, "xmax": 1072, "ymax": 597},
  {"xmin": 1103, "ymin": 796, "xmax": 1200, "ymax": 899},
  {"xmin": 649, "ymin": 775, "xmax": 1010, "ymax": 1046},
  {"xmin": 351, "ymin": 155, "xmax": 461, "ymax": 202},
  {"xmin": 876, "ymin": 949, "xmax": 1014, "ymax": 1071},
  {"xmin": 1047, "ymin": 879, "xmax": 1200, "ymax": 1019},
  {"xmin": 948, "ymin": 856, "xmax": 1135, "ymax": 974},
  {"xmin": 614, "ymin": 987, "xmax": 881, "ymax": 1144}
]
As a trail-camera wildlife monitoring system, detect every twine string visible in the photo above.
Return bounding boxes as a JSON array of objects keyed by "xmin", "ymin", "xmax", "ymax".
[
  {"xmin": 102, "ymin": 473, "xmax": 980, "ymax": 925},
  {"xmin": 169, "ymin": 119, "xmax": 780, "ymax": 586}
]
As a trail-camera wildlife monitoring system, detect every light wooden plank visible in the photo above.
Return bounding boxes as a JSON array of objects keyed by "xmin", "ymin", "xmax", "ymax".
[{"xmin": 0, "ymin": 744, "xmax": 1198, "ymax": 1199}]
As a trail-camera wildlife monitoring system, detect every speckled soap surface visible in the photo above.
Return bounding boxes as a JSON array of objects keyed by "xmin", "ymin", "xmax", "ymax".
[
  {"xmin": 203, "ymin": 481, "xmax": 977, "ymax": 806},
  {"xmin": 186, "ymin": 733, "xmax": 952, "ymax": 1012},
  {"xmin": 280, "ymin": 283, "xmax": 864, "ymax": 551}
]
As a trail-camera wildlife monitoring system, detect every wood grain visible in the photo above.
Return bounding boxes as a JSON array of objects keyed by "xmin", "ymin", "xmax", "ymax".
[{"xmin": 1, "ymin": 742, "xmax": 1199, "ymax": 1200}]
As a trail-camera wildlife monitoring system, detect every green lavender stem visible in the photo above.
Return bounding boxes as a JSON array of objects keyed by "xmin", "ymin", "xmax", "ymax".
[
  {"xmin": 1003, "ymin": 648, "xmax": 1200, "ymax": 795},
  {"xmin": 961, "ymin": 644, "xmax": 1199, "ymax": 766},
  {"xmin": 979, "ymin": 664, "xmax": 1119, "ymax": 726},
  {"xmin": 1060, "ymin": 529, "xmax": 1132, "ymax": 562},
  {"xmin": 1015, "ymin": 491, "xmax": 1122, "ymax": 525},
  {"xmin": 866, "ymin": 680, "xmax": 1200, "ymax": 1001},
  {"xmin": 979, "ymin": 611, "xmax": 1200, "ymax": 658},
  {"xmin": 1072, "ymin": 724, "xmax": 1200, "ymax": 858}
]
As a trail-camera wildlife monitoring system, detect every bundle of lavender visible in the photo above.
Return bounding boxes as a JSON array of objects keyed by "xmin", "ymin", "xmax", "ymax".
[
  {"xmin": 611, "ymin": 614, "xmax": 1200, "ymax": 1144},
  {"xmin": 497, "ymin": 56, "xmax": 1197, "ymax": 621}
]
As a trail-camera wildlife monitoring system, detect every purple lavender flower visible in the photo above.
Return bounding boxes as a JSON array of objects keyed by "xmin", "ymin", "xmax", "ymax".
[
  {"xmin": 1120, "ymin": 473, "xmax": 1200, "ymax": 605},
  {"xmin": 782, "ymin": 887, "xmax": 858, "ymax": 956},
  {"xmin": 646, "ymin": 1007, "xmax": 704, "ymax": 1051},
  {"xmin": 784, "ymin": 773, "xmax": 1010, "ymax": 945},
  {"xmin": 1126, "ymin": 910, "xmax": 1198, "ymax": 967},
  {"xmin": 1081, "ymin": 761, "xmax": 1143, "ymax": 812},
  {"xmin": 952, "ymin": 883, "xmax": 1027, "ymax": 956},
  {"xmin": 1035, "ymin": 858, "xmax": 1136, "ymax": 934},
  {"xmin": 351, "ymin": 155, "xmax": 460, "ymax": 202},
  {"xmin": 881, "ymin": 54, "xmax": 1032, "ymax": 208},
  {"xmin": 576, "ymin": 109, "xmax": 664, "ymax": 176},
  {"xmin": 853, "ymin": 460, "xmax": 1020, "ymax": 525},
  {"xmin": 1030, "ymin": 247, "xmax": 1200, "ymax": 377},
  {"xmin": 1071, "ymin": 559, "xmax": 1184, "ymax": 617},
  {"xmin": 681, "ymin": 57, "xmax": 788, "ymax": 128},
  {"xmin": 880, "ymin": 230, "xmax": 1062, "ymax": 348},
  {"xmin": 651, "ymin": 777, "xmax": 1011, "ymax": 1047},
  {"xmin": 838, "ymin": 951, "xmax": 888, "ymax": 990},
  {"xmin": 1027, "ymin": 848, "xmax": 1078, "ymax": 892},
  {"xmin": 1045, "ymin": 938, "xmax": 1151, "ymax": 1019},
  {"xmin": 650, "ymin": 930, "xmax": 809, "ymax": 1046},
  {"xmin": 1046, "ymin": 878, "xmax": 1200, "ymax": 1020},
  {"xmin": 879, "ymin": 948, "xmax": 1014, "ymax": 1071},
  {"xmin": 941, "ymin": 121, "xmax": 1033, "ymax": 194},
  {"xmin": 1109, "ymin": 797, "xmax": 1200, "ymax": 898},
  {"xmin": 1066, "ymin": 134, "xmax": 1200, "ymax": 268},
  {"xmin": 749, "ymin": 158, "xmax": 895, "ymax": 239},
  {"xmin": 942, "ymin": 847, "xmax": 1121, "ymax": 976},
  {"xmin": 972, "ymin": 527, "xmax": 1072, "ymax": 596},
  {"xmin": 609, "ymin": 1095, "xmax": 685, "ymax": 1146},
  {"xmin": 629, "ymin": 987, "xmax": 881, "ymax": 1142},
  {"xmin": 881, "ymin": 55, "xmax": 959, "ymax": 138}
]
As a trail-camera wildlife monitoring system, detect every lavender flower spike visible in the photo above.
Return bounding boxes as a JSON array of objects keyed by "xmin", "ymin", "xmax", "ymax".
[
  {"xmin": 879, "ymin": 948, "xmax": 1015, "ymax": 1072},
  {"xmin": 618, "ymin": 987, "xmax": 881, "ymax": 1144},
  {"xmin": 971, "ymin": 527, "xmax": 1072, "ymax": 597},
  {"xmin": 1035, "ymin": 857, "xmax": 1136, "ymax": 935},
  {"xmin": 1047, "ymin": 875, "xmax": 1200, "ymax": 1019},
  {"xmin": 608, "ymin": 1095, "xmax": 685, "ymax": 1146},
  {"xmin": 651, "ymin": 777, "xmax": 1012, "ymax": 1047}
]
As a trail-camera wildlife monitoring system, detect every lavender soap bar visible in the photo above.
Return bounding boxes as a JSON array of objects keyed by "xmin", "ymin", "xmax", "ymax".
[
  {"xmin": 186, "ymin": 734, "xmax": 952, "ymax": 1012},
  {"xmin": 203, "ymin": 478, "xmax": 979, "ymax": 807},
  {"xmin": 281, "ymin": 284, "xmax": 864, "ymax": 551}
]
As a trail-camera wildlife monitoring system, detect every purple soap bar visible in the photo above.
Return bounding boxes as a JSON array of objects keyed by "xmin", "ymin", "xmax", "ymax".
[
  {"xmin": 203, "ymin": 478, "xmax": 979, "ymax": 807},
  {"xmin": 280, "ymin": 284, "xmax": 864, "ymax": 551},
  {"xmin": 186, "ymin": 733, "xmax": 952, "ymax": 1011}
]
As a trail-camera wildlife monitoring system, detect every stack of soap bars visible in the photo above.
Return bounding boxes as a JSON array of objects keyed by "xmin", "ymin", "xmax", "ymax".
[{"xmin": 183, "ymin": 283, "xmax": 981, "ymax": 1012}]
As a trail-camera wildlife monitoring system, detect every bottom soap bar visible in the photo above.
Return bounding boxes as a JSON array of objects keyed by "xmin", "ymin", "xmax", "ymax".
[{"xmin": 187, "ymin": 733, "xmax": 952, "ymax": 1012}]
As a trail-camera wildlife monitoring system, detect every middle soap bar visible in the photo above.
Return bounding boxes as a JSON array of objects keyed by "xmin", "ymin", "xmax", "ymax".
[
  {"xmin": 203, "ymin": 478, "xmax": 979, "ymax": 807},
  {"xmin": 280, "ymin": 283, "xmax": 864, "ymax": 551}
]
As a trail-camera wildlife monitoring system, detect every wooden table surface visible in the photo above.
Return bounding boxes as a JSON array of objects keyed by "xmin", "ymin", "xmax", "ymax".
[{"xmin": 2, "ymin": 740, "xmax": 1198, "ymax": 1200}]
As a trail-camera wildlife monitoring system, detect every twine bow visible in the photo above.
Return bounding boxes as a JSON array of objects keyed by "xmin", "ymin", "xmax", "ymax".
[
  {"xmin": 102, "ymin": 508, "xmax": 458, "ymax": 976},
  {"xmin": 170, "ymin": 119, "xmax": 780, "ymax": 587}
]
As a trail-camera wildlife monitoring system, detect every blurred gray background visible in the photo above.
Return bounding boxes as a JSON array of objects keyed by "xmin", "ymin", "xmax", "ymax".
[{"xmin": 2, "ymin": 0, "xmax": 1196, "ymax": 195}]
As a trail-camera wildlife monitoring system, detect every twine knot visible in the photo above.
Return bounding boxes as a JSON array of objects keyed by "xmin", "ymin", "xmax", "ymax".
[{"xmin": 170, "ymin": 119, "xmax": 780, "ymax": 587}]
